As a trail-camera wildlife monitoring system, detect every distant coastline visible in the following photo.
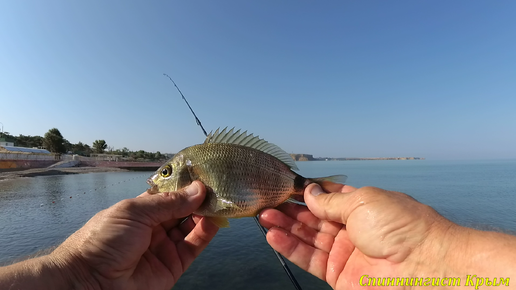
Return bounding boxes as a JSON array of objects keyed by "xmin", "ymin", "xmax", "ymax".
[{"xmin": 290, "ymin": 154, "xmax": 425, "ymax": 161}]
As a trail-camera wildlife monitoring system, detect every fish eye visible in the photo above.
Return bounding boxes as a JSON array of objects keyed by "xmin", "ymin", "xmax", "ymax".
[{"xmin": 160, "ymin": 165, "xmax": 172, "ymax": 178}]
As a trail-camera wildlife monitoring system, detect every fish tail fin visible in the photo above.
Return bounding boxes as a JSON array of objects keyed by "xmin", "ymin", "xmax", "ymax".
[
  {"xmin": 307, "ymin": 175, "xmax": 348, "ymax": 188},
  {"xmin": 206, "ymin": 216, "xmax": 230, "ymax": 228}
]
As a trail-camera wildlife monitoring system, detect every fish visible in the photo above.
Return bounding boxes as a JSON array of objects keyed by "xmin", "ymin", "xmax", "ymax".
[{"xmin": 146, "ymin": 127, "xmax": 347, "ymax": 227}]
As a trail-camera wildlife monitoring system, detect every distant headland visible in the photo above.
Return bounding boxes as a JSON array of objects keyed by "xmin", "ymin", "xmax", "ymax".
[{"xmin": 290, "ymin": 154, "xmax": 425, "ymax": 161}]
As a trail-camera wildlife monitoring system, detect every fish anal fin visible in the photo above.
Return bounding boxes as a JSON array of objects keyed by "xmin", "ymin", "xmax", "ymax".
[{"xmin": 207, "ymin": 216, "xmax": 230, "ymax": 228}]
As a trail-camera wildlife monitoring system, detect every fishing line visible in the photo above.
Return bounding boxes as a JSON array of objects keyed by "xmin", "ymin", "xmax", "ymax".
[
  {"xmin": 164, "ymin": 74, "xmax": 303, "ymax": 290},
  {"xmin": 163, "ymin": 74, "xmax": 208, "ymax": 137}
]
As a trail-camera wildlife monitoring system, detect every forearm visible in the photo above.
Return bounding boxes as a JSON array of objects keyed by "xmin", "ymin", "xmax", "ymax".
[
  {"xmin": 0, "ymin": 254, "xmax": 97, "ymax": 290},
  {"xmin": 413, "ymin": 220, "xmax": 516, "ymax": 289},
  {"xmin": 448, "ymin": 227, "xmax": 516, "ymax": 286}
]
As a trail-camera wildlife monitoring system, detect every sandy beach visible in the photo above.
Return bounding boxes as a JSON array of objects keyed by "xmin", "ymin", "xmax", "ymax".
[{"xmin": 0, "ymin": 167, "xmax": 129, "ymax": 182}]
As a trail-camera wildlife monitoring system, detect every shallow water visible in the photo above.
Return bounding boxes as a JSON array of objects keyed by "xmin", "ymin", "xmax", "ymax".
[{"xmin": 1, "ymin": 160, "xmax": 515, "ymax": 289}]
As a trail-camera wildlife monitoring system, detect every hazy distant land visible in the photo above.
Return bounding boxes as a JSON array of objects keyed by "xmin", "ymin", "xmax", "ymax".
[{"xmin": 290, "ymin": 154, "xmax": 425, "ymax": 161}]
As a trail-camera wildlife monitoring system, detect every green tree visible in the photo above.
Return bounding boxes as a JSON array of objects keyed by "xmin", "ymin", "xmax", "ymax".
[
  {"xmin": 43, "ymin": 128, "xmax": 66, "ymax": 153},
  {"xmin": 71, "ymin": 142, "xmax": 92, "ymax": 156},
  {"xmin": 92, "ymin": 140, "xmax": 108, "ymax": 154},
  {"xmin": 11, "ymin": 134, "xmax": 43, "ymax": 148},
  {"xmin": 63, "ymin": 139, "xmax": 72, "ymax": 153}
]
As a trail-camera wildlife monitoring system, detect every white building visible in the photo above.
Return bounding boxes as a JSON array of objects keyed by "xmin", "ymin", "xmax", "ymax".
[{"xmin": 0, "ymin": 138, "xmax": 14, "ymax": 147}]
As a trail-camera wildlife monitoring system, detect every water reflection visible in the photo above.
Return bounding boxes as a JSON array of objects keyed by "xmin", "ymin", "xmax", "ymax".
[
  {"xmin": 0, "ymin": 172, "xmax": 147, "ymax": 264},
  {"xmin": 1, "ymin": 161, "xmax": 516, "ymax": 289}
]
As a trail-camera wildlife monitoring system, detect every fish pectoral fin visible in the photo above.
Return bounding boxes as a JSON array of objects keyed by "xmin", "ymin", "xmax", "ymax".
[
  {"xmin": 207, "ymin": 216, "xmax": 230, "ymax": 228},
  {"xmin": 285, "ymin": 197, "xmax": 307, "ymax": 206},
  {"xmin": 215, "ymin": 198, "xmax": 242, "ymax": 212}
]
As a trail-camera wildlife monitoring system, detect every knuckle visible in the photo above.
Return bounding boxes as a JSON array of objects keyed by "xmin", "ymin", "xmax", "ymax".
[
  {"xmin": 110, "ymin": 198, "xmax": 140, "ymax": 216},
  {"xmin": 355, "ymin": 186, "xmax": 384, "ymax": 203},
  {"xmin": 116, "ymin": 198, "xmax": 136, "ymax": 210}
]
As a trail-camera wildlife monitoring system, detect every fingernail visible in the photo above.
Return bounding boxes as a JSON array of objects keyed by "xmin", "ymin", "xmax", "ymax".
[
  {"xmin": 185, "ymin": 183, "xmax": 199, "ymax": 196},
  {"xmin": 311, "ymin": 184, "xmax": 324, "ymax": 196}
]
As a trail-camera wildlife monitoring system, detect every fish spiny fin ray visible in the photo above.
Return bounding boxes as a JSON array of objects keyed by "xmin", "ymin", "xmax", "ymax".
[
  {"xmin": 219, "ymin": 128, "xmax": 234, "ymax": 143},
  {"xmin": 226, "ymin": 129, "xmax": 242, "ymax": 143},
  {"xmin": 232, "ymin": 130, "xmax": 248, "ymax": 144},
  {"xmin": 204, "ymin": 127, "xmax": 299, "ymax": 170},
  {"xmin": 240, "ymin": 134, "xmax": 256, "ymax": 146},
  {"xmin": 213, "ymin": 127, "xmax": 228, "ymax": 143}
]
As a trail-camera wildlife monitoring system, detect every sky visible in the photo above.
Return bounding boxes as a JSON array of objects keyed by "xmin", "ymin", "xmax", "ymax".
[{"xmin": 0, "ymin": 1, "xmax": 515, "ymax": 160}]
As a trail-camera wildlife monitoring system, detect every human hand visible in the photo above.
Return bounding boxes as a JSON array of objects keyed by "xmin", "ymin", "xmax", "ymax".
[
  {"xmin": 50, "ymin": 180, "xmax": 219, "ymax": 290},
  {"xmin": 259, "ymin": 184, "xmax": 456, "ymax": 289}
]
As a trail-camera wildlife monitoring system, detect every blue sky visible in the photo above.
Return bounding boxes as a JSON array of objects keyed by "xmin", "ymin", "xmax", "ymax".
[{"xmin": 1, "ymin": 1, "xmax": 515, "ymax": 159}]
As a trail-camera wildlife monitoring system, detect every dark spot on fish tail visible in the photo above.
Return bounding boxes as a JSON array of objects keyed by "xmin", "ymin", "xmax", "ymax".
[{"xmin": 294, "ymin": 175, "xmax": 307, "ymax": 192}]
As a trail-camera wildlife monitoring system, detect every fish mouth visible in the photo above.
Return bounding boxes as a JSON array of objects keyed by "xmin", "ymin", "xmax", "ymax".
[
  {"xmin": 146, "ymin": 174, "xmax": 159, "ymax": 194},
  {"xmin": 147, "ymin": 185, "xmax": 159, "ymax": 194}
]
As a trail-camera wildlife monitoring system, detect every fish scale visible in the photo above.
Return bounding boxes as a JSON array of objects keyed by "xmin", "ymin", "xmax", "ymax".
[
  {"xmin": 147, "ymin": 127, "xmax": 346, "ymax": 227},
  {"xmin": 185, "ymin": 144, "xmax": 299, "ymax": 217}
]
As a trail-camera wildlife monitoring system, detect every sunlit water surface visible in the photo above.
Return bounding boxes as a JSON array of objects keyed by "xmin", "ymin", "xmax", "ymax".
[{"xmin": 1, "ymin": 160, "xmax": 515, "ymax": 290}]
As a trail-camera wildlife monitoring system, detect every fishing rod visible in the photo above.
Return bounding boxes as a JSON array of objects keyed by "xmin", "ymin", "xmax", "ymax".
[
  {"xmin": 163, "ymin": 74, "xmax": 207, "ymax": 137},
  {"xmin": 164, "ymin": 74, "xmax": 303, "ymax": 290}
]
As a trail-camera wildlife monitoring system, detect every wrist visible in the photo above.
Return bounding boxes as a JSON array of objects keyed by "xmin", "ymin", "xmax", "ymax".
[
  {"xmin": 0, "ymin": 254, "xmax": 96, "ymax": 290},
  {"xmin": 407, "ymin": 212, "xmax": 460, "ymax": 280},
  {"xmin": 48, "ymin": 247, "xmax": 101, "ymax": 290},
  {"xmin": 408, "ymin": 215, "xmax": 516, "ymax": 289},
  {"xmin": 453, "ymin": 228, "xmax": 516, "ymax": 278}
]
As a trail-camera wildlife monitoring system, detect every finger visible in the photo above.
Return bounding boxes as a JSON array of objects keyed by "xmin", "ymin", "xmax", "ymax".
[
  {"xmin": 274, "ymin": 203, "xmax": 342, "ymax": 235},
  {"xmin": 303, "ymin": 183, "xmax": 359, "ymax": 224},
  {"xmin": 138, "ymin": 191, "xmax": 152, "ymax": 197},
  {"xmin": 266, "ymin": 226, "xmax": 328, "ymax": 280},
  {"xmin": 319, "ymin": 181, "xmax": 356, "ymax": 194},
  {"xmin": 160, "ymin": 218, "xmax": 182, "ymax": 233},
  {"xmin": 325, "ymin": 229, "xmax": 355, "ymax": 286},
  {"xmin": 168, "ymin": 215, "xmax": 203, "ymax": 243},
  {"xmin": 305, "ymin": 184, "xmax": 394, "ymax": 225},
  {"xmin": 260, "ymin": 209, "xmax": 338, "ymax": 253},
  {"xmin": 110, "ymin": 181, "xmax": 206, "ymax": 228},
  {"xmin": 176, "ymin": 217, "xmax": 219, "ymax": 271},
  {"xmin": 191, "ymin": 214, "xmax": 204, "ymax": 223},
  {"xmin": 178, "ymin": 216, "xmax": 197, "ymax": 237},
  {"xmin": 148, "ymin": 226, "xmax": 184, "ymax": 281}
]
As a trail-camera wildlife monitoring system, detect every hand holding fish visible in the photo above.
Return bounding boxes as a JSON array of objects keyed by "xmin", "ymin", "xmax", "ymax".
[
  {"xmin": 259, "ymin": 184, "xmax": 516, "ymax": 289},
  {"xmin": 0, "ymin": 181, "xmax": 218, "ymax": 290}
]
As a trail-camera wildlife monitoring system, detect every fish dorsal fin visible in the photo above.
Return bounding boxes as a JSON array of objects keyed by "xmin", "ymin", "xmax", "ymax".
[{"xmin": 205, "ymin": 127, "xmax": 299, "ymax": 170}]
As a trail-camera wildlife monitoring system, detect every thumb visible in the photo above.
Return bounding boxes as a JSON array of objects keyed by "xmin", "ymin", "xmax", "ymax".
[
  {"xmin": 111, "ymin": 181, "xmax": 206, "ymax": 227},
  {"xmin": 304, "ymin": 183, "xmax": 352, "ymax": 224}
]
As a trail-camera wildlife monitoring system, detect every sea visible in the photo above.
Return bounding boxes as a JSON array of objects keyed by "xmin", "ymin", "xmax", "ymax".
[{"xmin": 1, "ymin": 160, "xmax": 515, "ymax": 290}]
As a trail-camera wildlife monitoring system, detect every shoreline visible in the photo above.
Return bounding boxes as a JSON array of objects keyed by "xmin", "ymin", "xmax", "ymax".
[{"xmin": 0, "ymin": 167, "xmax": 130, "ymax": 182}]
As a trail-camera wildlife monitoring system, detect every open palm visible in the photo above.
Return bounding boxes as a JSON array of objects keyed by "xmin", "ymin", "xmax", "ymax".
[{"xmin": 259, "ymin": 183, "xmax": 449, "ymax": 289}]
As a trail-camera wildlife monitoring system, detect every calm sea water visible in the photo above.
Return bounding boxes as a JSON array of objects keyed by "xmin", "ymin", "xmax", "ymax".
[{"xmin": 1, "ymin": 160, "xmax": 516, "ymax": 290}]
